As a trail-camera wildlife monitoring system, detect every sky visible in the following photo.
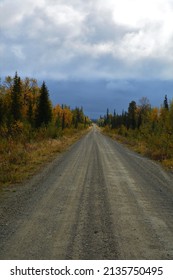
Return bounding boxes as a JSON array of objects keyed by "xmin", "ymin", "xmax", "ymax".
[{"xmin": 1, "ymin": 0, "xmax": 173, "ymax": 118}]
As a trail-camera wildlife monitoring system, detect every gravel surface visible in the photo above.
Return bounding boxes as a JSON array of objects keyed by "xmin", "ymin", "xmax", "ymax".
[{"xmin": 0, "ymin": 125, "xmax": 173, "ymax": 259}]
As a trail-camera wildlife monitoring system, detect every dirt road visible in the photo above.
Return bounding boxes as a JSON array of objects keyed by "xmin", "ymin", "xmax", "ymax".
[{"xmin": 0, "ymin": 125, "xmax": 173, "ymax": 259}]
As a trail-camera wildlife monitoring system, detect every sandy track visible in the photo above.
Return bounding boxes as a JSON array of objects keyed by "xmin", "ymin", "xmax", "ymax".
[{"xmin": 0, "ymin": 125, "xmax": 173, "ymax": 259}]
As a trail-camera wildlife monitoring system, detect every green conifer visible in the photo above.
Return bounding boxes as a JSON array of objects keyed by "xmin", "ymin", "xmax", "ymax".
[
  {"xmin": 11, "ymin": 72, "xmax": 22, "ymax": 121},
  {"xmin": 35, "ymin": 81, "xmax": 52, "ymax": 127}
]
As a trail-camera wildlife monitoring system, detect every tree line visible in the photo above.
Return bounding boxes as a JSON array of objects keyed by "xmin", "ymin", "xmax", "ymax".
[
  {"xmin": 98, "ymin": 95, "xmax": 173, "ymax": 162},
  {"xmin": 0, "ymin": 72, "xmax": 90, "ymax": 139}
]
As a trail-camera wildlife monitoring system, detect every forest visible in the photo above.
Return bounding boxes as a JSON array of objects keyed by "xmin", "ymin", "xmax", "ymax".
[
  {"xmin": 98, "ymin": 96, "xmax": 173, "ymax": 169},
  {"xmin": 0, "ymin": 72, "xmax": 91, "ymax": 186}
]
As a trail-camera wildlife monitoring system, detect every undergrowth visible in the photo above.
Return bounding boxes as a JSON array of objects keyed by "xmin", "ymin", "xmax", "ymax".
[
  {"xmin": 0, "ymin": 127, "xmax": 89, "ymax": 188},
  {"xmin": 103, "ymin": 127, "xmax": 173, "ymax": 171}
]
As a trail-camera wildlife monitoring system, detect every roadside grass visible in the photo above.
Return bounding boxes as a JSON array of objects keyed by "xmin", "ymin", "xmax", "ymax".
[
  {"xmin": 102, "ymin": 128, "xmax": 173, "ymax": 171},
  {"xmin": 0, "ymin": 128, "xmax": 89, "ymax": 188}
]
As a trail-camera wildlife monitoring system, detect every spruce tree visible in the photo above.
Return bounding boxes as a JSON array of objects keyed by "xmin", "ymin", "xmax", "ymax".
[
  {"xmin": 35, "ymin": 81, "xmax": 52, "ymax": 127},
  {"xmin": 11, "ymin": 72, "xmax": 22, "ymax": 121},
  {"xmin": 128, "ymin": 100, "xmax": 137, "ymax": 129},
  {"xmin": 164, "ymin": 95, "xmax": 169, "ymax": 110},
  {"xmin": 111, "ymin": 109, "xmax": 116, "ymax": 129}
]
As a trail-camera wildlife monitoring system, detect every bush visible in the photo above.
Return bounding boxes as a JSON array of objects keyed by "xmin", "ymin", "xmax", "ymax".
[{"xmin": 118, "ymin": 125, "xmax": 128, "ymax": 137}]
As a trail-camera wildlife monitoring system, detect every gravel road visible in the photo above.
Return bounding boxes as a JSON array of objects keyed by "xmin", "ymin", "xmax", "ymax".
[{"xmin": 0, "ymin": 125, "xmax": 173, "ymax": 259}]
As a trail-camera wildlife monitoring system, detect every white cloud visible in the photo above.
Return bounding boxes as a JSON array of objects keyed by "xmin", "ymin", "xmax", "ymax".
[
  {"xmin": 12, "ymin": 45, "xmax": 25, "ymax": 60},
  {"xmin": 0, "ymin": 0, "xmax": 173, "ymax": 79}
]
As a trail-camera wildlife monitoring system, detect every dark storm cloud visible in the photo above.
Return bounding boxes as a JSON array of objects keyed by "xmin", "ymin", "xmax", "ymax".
[
  {"xmin": 1, "ymin": 0, "xmax": 173, "ymax": 79},
  {"xmin": 47, "ymin": 79, "xmax": 173, "ymax": 118},
  {"xmin": 1, "ymin": 0, "xmax": 173, "ymax": 117}
]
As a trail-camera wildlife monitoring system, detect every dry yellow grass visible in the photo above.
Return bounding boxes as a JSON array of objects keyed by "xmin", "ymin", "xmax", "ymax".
[
  {"xmin": 0, "ymin": 129, "xmax": 89, "ymax": 188},
  {"xmin": 102, "ymin": 128, "xmax": 173, "ymax": 171},
  {"xmin": 162, "ymin": 159, "xmax": 173, "ymax": 170}
]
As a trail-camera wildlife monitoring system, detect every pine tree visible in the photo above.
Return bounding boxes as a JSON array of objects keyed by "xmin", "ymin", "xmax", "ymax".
[{"xmin": 35, "ymin": 81, "xmax": 52, "ymax": 127}]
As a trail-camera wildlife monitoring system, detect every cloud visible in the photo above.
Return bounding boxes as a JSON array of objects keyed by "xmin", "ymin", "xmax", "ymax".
[
  {"xmin": 106, "ymin": 80, "xmax": 135, "ymax": 91},
  {"xmin": 1, "ymin": 0, "xmax": 173, "ymax": 80},
  {"xmin": 47, "ymin": 79, "xmax": 173, "ymax": 118}
]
